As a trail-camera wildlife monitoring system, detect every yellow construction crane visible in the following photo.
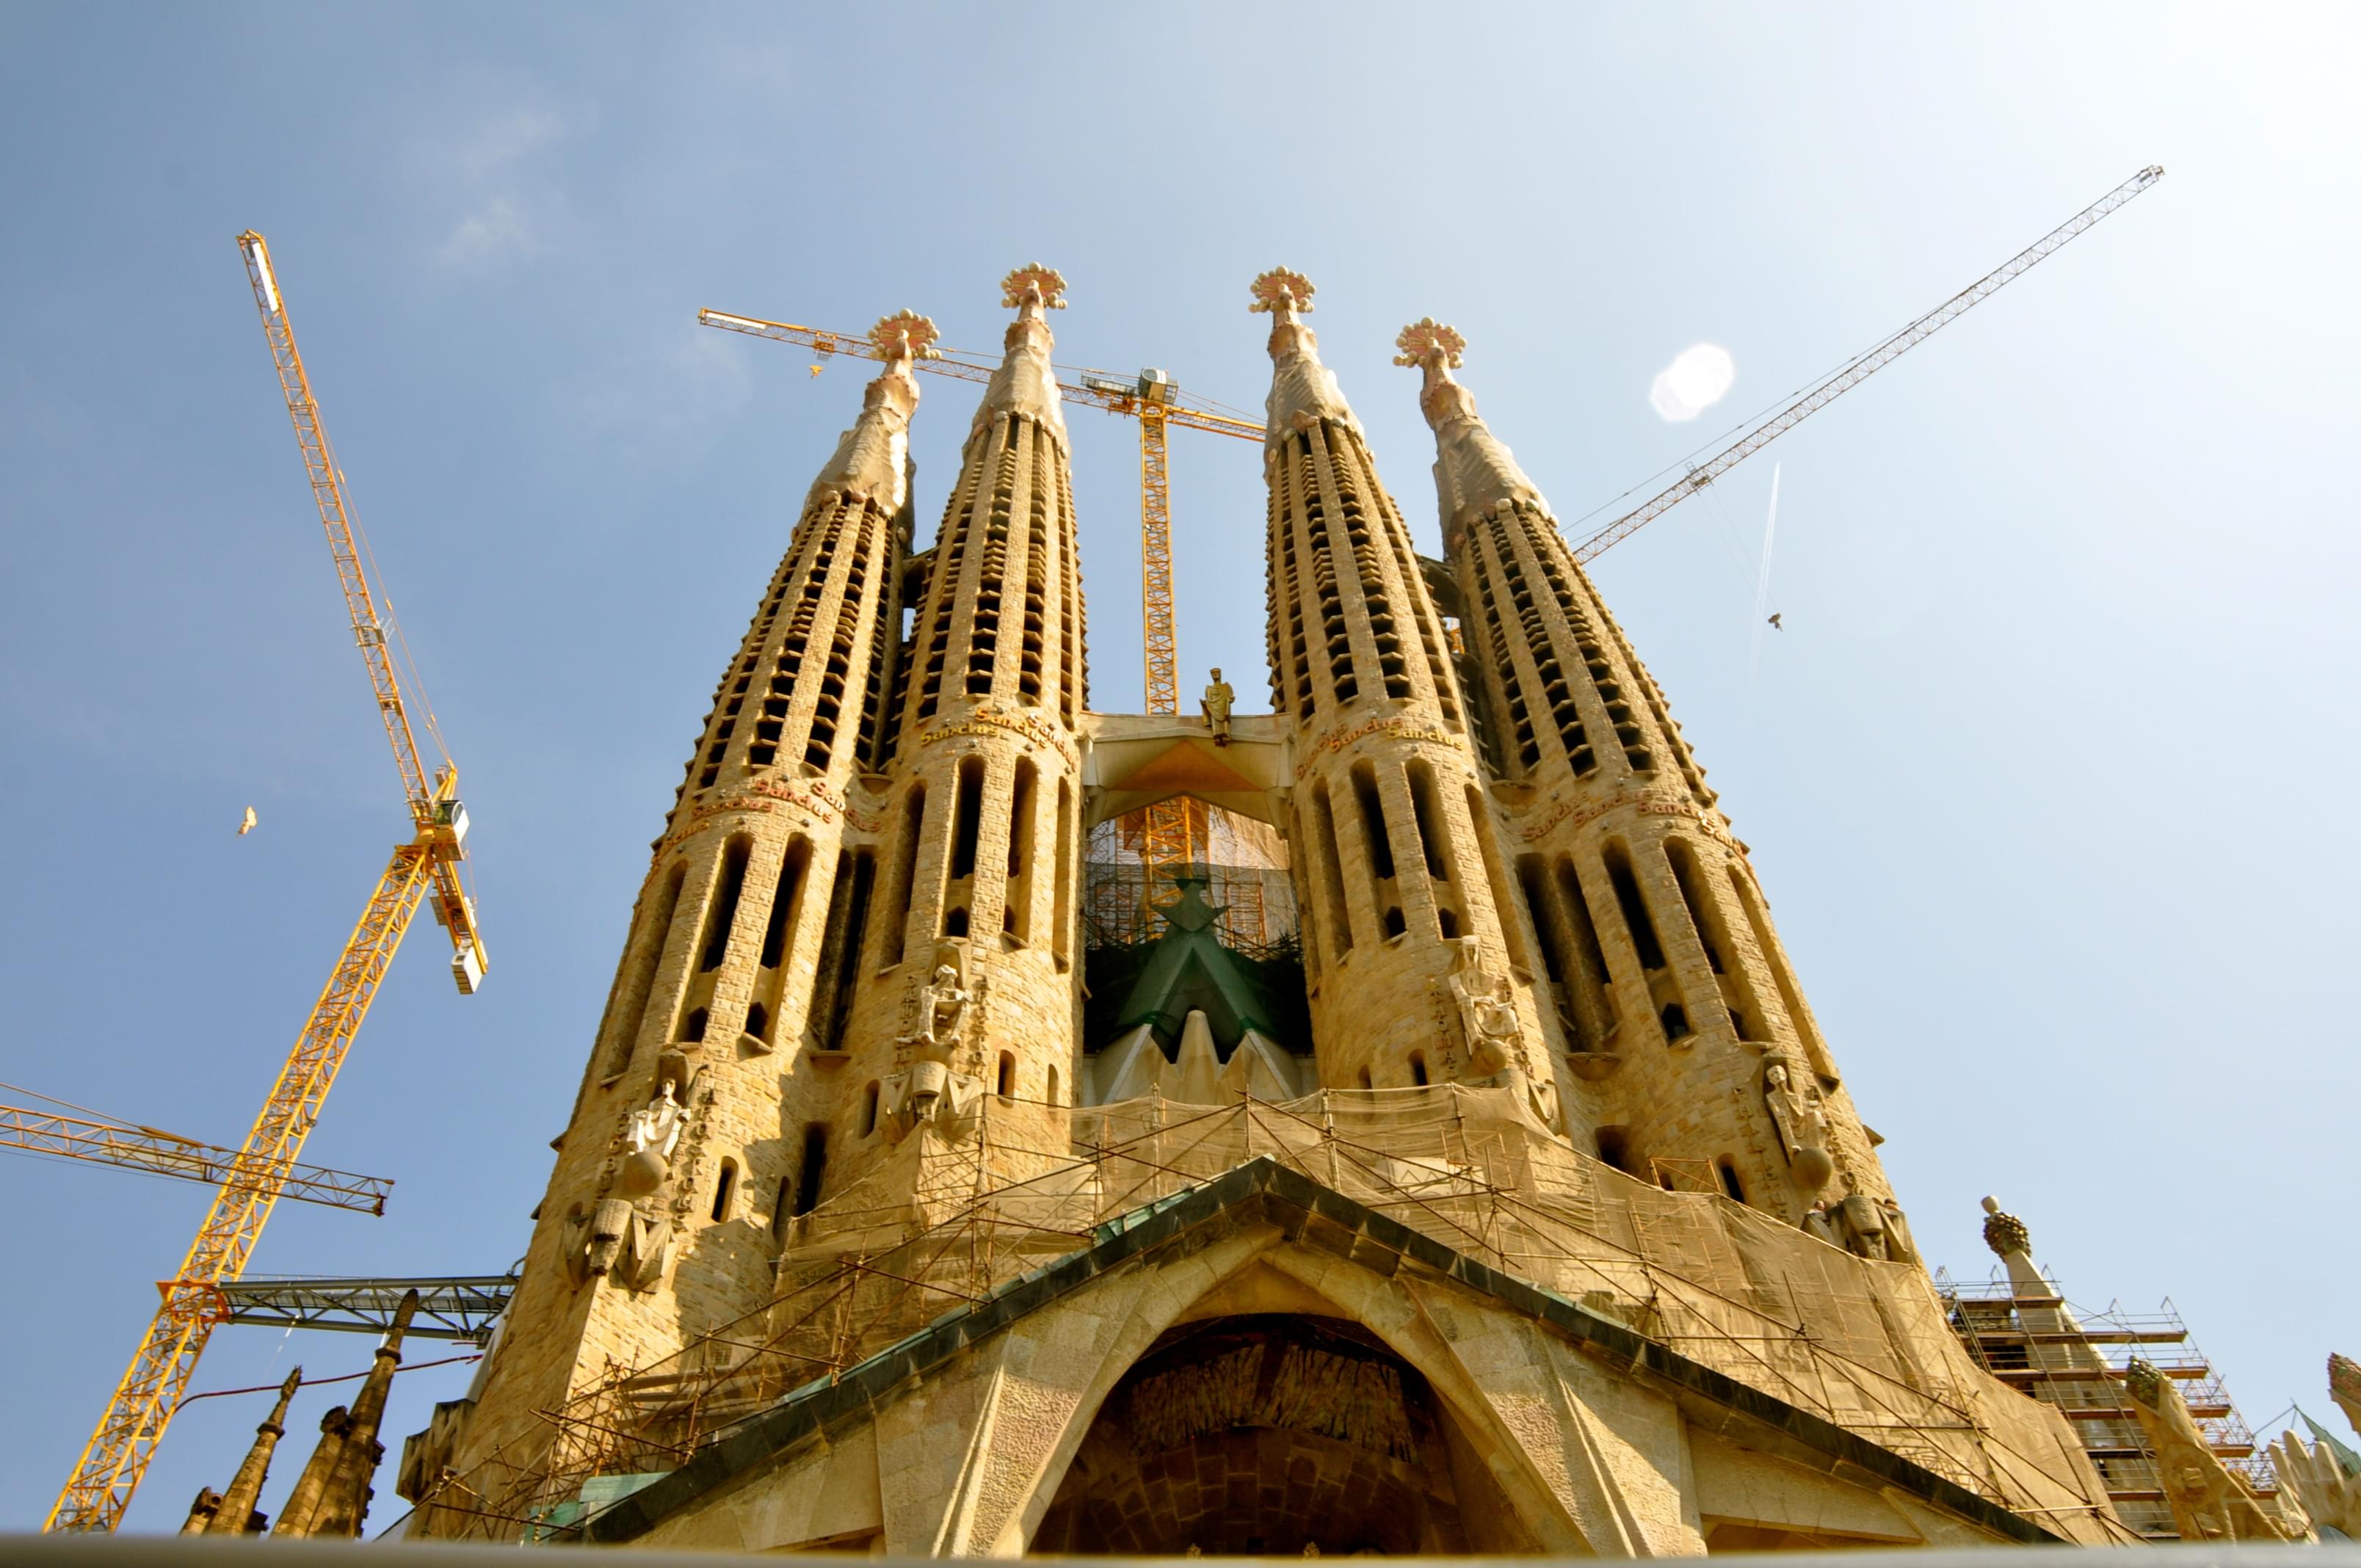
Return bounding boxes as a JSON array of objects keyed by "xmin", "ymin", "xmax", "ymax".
[
  {"xmin": 701, "ymin": 167, "xmax": 2161, "ymax": 920},
  {"xmin": 0, "ymin": 1095, "xmax": 391, "ymax": 1215},
  {"xmin": 699, "ymin": 308, "xmax": 1261, "ymax": 910},
  {"xmin": 1572, "ymin": 166, "xmax": 2165, "ymax": 563},
  {"xmin": 46, "ymin": 232, "xmax": 487, "ymax": 1533}
]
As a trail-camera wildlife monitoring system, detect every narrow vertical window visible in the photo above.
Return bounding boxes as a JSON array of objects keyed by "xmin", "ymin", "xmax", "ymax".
[
  {"xmin": 1410, "ymin": 1053, "xmax": 1429, "ymax": 1086},
  {"xmin": 860, "ymin": 1081, "xmax": 880, "ymax": 1137},
  {"xmin": 1603, "ymin": 842, "xmax": 1666, "ymax": 970},
  {"xmin": 681, "ymin": 1007, "xmax": 708, "ymax": 1044},
  {"xmin": 1007, "ymin": 758, "xmax": 1036, "ymax": 941},
  {"xmin": 996, "ymin": 1050, "xmax": 1015, "ymax": 1099},
  {"xmin": 1405, "ymin": 761, "xmax": 1451, "ymax": 879},
  {"xmin": 1557, "ymin": 857, "xmax": 1614, "ymax": 990},
  {"xmin": 791, "ymin": 1126, "xmax": 828, "ymax": 1216},
  {"xmin": 1046, "ymin": 1064, "xmax": 1060, "ymax": 1106},
  {"xmin": 949, "ymin": 756, "xmax": 984, "ymax": 879},
  {"xmin": 884, "ymin": 785, "xmax": 926, "ymax": 966},
  {"xmin": 1467, "ymin": 786, "xmax": 1528, "ymax": 970},
  {"xmin": 1595, "ymin": 1126, "xmax": 1631, "ymax": 1173},
  {"xmin": 751, "ymin": 836, "xmax": 812, "ymax": 1046},
  {"xmin": 606, "ymin": 861, "xmax": 686, "ymax": 1075},
  {"xmin": 1350, "ymin": 761, "xmax": 1395, "ymax": 881},
  {"xmin": 1310, "ymin": 785, "xmax": 1353, "ymax": 955},
  {"xmin": 810, "ymin": 851, "xmax": 876, "ymax": 1052},
  {"xmin": 759, "ymin": 838, "xmax": 808, "ymax": 970},
  {"xmin": 1051, "ymin": 778, "xmax": 1074, "ymax": 968},
  {"xmin": 1716, "ymin": 1158, "xmax": 1747, "ymax": 1205},
  {"xmin": 710, "ymin": 1158, "xmax": 738, "ymax": 1222},
  {"xmin": 1664, "ymin": 839, "xmax": 1724, "ymax": 973},
  {"xmin": 1520, "ymin": 856, "xmax": 1566, "ymax": 982},
  {"xmin": 772, "ymin": 1175, "xmax": 795, "ymax": 1244},
  {"xmin": 698, "ymin": 836, "xmax": 752, "ymax": 973}
]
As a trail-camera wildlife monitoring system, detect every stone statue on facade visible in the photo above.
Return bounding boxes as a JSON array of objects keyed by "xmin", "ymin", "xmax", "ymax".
[
  {"xmin": 1761, "ymin": 1047, "xmax": 1834, "ymax": 1197},
  {"xmin": 2125, "ymin": 1357, "xmax": 2300, "ymax": 1542},
  {"xmin": 1802, "ymin": 1200, "xmax": 1843, "ymax": 1249},
  {"xmin": 2274, "ymin": 1425, "xmax": 2361, "ymax": 1541},
  {"xmin": 1876, "ymin": 1197, "xmax": 1919, "ymax": 1266},
  {"xmin": 883, "ymin": 950, "xmax": 987, "ymax": 1144},
  {"xmin": 914, "ymin": 963, "xmax": 971, "ymax": 1060},
  {"xmin": 1202, "ymin": 668, "xmax": 1234, "ymax": 746},
  {"xmin": 1835, "ymin": 1192, "xmax": 1890, "ymax": 1261},
  {"xmin": 2333, "ymin": 1352, "xmax": 2361, "ymax": 1439},
  {"xmin": 1447, "ymin": 939, "xmax": 1524, "ymax": 1079}
]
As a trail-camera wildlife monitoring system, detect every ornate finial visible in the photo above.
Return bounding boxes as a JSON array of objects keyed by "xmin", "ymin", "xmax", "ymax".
[
  {"xmin": 2124, "ymin": 1357, "xmax": 2169, "ymax": 1410},
  {"xmin": 2333, "ymin": 1354, "xmax": 2361, "ymax": 1403},
  {"xmin": 999, "ymin": 264, "xmax": 1067, "ymax": 313},
  {"xmin": 1979, "ymin": 1194, "xmax": 2030, "ymax": 1257},
  {"xmin": 1393, "ymin": 317, "xmax": 1465, "ymax": 371},
  {"xmin": 867, "ymin": 310, "xmax": 941, "ymax": 366},
  {"xmin": 1249, "ymin": 267, "xmax": 1316, "ymax": 316}
]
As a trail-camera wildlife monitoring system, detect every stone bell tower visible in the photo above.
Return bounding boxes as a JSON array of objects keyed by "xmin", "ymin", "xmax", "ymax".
[
  {"xmin": 409, "ymin": 311, "xmax": 935, "ymax": 1511},
  {"xmin": 1252, "ymin": 269, "xmax": 1561, "ymax": 1122},
  {"xmin": 1394, "ymin": 317, "xmax": 1898, "ymax": 1237},
  {"xmin": 816, "ymin": 264, "xmax": 1089, "ymax": 1203}
]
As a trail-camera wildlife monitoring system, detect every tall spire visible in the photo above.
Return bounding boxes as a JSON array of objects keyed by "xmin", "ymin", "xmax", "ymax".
[
  {"xmin": 1251, "ymin": 267, "xmax": 1363, "ymax": 463},
  {"xmin": 972, "ymin": 264, "xmax": 1067, "ymax": 440},
  {"xmin": 805, "ymin": 309, "xmax": 937, "ymax": 515},
  {"xmin": 272, "ymin": 1291, "xmax": 417, "ymax": 1538},
  {"xmin": 189, "ymin": 1366, "xmax": 301, "ymax": 1534},
  {"xmin": 1393, "ymin": 318, "xmax": 1548, "ymax": 537}
]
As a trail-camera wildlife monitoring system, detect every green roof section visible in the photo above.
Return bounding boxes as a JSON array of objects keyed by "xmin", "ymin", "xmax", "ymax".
[{"xmin": 1110, "ymin": 875, "xmax": 1287, "ymax": 1048}]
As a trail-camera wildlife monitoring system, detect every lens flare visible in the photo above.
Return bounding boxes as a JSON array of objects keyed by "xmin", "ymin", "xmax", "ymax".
[{"xmin": 1649, "ymin": 343, "xmax": 1736, "ymax": 422}]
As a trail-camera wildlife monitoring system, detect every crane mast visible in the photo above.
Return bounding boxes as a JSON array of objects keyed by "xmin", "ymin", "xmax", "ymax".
[
  {"xmin": 700, "ymin": 310, "xmax": 1262, "ymax": 916},
  {"xmin": 45, "ymin": 233, "xmax": 485, "ymax": 1533},
  {"xmin": 700, "ymin": 164, "xmax": 2160, "ymax": 933}
]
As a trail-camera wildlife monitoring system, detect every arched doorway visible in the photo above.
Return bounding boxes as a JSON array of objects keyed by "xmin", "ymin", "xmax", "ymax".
[{"xmin": 1029, "ymin": 1313, "xmax": 1526, "ymax": 1556}]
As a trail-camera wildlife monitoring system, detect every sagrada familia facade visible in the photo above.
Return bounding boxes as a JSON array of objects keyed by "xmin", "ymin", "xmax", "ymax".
[{"xmin": 196, "ymin": 266, "xmax": 2336, "ymax": 1550}]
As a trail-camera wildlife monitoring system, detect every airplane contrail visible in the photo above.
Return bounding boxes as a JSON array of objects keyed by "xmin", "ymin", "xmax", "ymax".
[{"xmin": 1748, "ymin": 463, "xmax": 1781, "ymax": 687}]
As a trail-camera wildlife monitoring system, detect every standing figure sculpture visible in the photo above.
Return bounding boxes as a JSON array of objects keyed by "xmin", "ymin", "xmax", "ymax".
[
  {"xmin": 914, "ymin": 964, "xmax": 971, "ymax": 1061},
  {"xmin": 1202, "ymin": 667, "xmax": 1234, "ymax": 746},
  {"xmin": 1762, "ymin": 1049, "xmax": 1835, "ymax": 1197}
]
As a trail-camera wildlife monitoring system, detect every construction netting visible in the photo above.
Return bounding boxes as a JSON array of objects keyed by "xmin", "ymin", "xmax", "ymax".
[
  {"xmin": 1085, "ymin": 805, "xmax": 1296, "ymax": 957},
  {"xmin": 412, "ymin": 1087, "xmax": 2128, "ymax": 1544}
]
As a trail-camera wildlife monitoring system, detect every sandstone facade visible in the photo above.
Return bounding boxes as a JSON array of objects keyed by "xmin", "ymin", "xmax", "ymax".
[{"xmin": 396, "ymin": 268, "xmax": 2128, "ymax": 1554}]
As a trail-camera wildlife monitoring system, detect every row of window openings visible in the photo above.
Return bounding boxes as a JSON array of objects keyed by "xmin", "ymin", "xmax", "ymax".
[
  {"xmin": 1304, "ymin": 758, "xmax": 1471, "ymax": 951},
  {"xmin": 1509, "ymin": 836, "xmax": 1804, "ymax": 1053},
  {"xmin": 605, "ymin": 764, "xmax": 1076, "ymax": 1073}
]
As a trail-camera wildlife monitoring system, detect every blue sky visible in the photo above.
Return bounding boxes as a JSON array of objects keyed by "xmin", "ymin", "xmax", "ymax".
[{"xmin": 1, "ymin": 3, "xmax": 2354, "ymax": 1534}]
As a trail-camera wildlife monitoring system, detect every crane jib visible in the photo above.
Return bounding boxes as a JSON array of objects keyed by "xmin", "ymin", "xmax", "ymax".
[{"xmin": 1572, "ymin": 165, "xmax": 2164, "ymax": 565}]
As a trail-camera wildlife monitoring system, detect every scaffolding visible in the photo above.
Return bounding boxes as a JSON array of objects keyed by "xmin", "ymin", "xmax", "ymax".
[
  {"xmin": 1084, "ymin": 806, "xmax": 1296, "ymax": 957},
  {"xmin": 1935, "ymin": 1268, "xmax": 2275, "ymax": 1539},
  {"xmin": 406, "ymin": 1089, "xmax": 2125, "ymax": 1545}
]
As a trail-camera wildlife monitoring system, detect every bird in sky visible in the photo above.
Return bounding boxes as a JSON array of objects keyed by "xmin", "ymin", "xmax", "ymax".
[
  {"xmin": 808, "ymin": 363, "xmax": 824, "ymax": 377},
  {"xmin": 237, "ymin": 806, "xmax": 257, "ymax": 836},
  {"xmin": 1767, "ymin": 613, "xmax": 1783, "ymax": 631}
]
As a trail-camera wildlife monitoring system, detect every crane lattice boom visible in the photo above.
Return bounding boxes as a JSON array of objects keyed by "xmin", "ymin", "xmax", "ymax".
[
  {"xmin": 1573, "ymin": 166, "xmax": 2164, "ymax": 563},
  {"xmin": 46, "ymin": 234, "xmax": 484, "ymax": 1533},
  {"xmin": 0, "ymin": 1103, "xmax": 392, "ymax": 1215}
]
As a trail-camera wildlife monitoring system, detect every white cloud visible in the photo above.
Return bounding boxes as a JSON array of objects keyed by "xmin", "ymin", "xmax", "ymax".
[
  {"xmin": 417, "ymin": 101, "xmax": 579, "ymax": 277},
  {"xmin": 1650, "ymin": 343, "xmax": 1736, "ymax": 422},
  {"xmin": 433, "ymin": 195, "xmax": 540, "ymax": 272},
  {"xmin": 570, "ymin": 327, "xmax": 753, "ymax": 473},
  {"xmin": 444, "ymin": 106, "xmax": 566, "ymax": 185}
]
